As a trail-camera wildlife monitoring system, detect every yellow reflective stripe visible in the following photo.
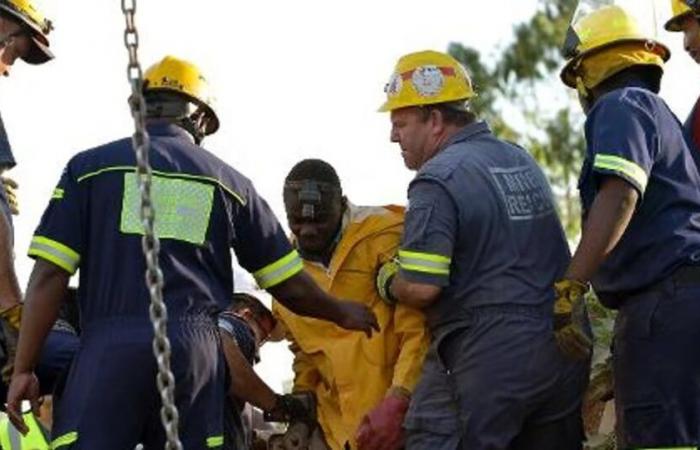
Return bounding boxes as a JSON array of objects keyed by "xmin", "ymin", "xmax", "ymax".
[
  {"xmin": 399, "ymin": 250, "xmax": 451, "ymax": 276},
  {"xmin": 207, "ymin": 435, "xmax": 224, "ymax": 447},
  {"xmin": 28, "ymin": 236, "xmax": 80, "ymax": 274},
  {"xmin": 52, "ymin": 188, "xmax": 64, "ymax": 199},
  {"xmin": 593, "ymin": 154, "xmax": 648, "ymax": 192},
  {"xmin": 77, "ymin": 166, "xmax": 246, "ymax": 205},
  {"xmin": 254, "ymin": 250, "xmax": 304, "ymax": 289},
  {"xmin": 51, "ymin": 431, "xmax": 78, "ymax": 449}
]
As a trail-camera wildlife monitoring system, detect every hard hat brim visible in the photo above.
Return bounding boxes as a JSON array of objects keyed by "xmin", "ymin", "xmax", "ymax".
[
  {"xmin": 21, "ymin": 34, "xmax": 53, "ymax": 65},
  {"xmin": 664, "ymin": 11, "xmax": 696, "ymax": 32},
  {"xmin": 560, "ymin": 39, "xmax": 670, "ymax": 88}
]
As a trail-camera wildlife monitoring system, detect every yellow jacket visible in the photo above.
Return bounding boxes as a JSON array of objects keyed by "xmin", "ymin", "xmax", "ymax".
[{"xmin": 273, "ymin": 204, "xmax": 429, "ymax": 450}]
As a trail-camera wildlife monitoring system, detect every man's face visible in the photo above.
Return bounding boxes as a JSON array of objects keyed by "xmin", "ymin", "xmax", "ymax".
[
  {"xmin": 681, "ymin": 15, "xmax": 700, "ymax": 64},
  {"xmin": 390, "ymin": 107, "xmax": 437, "ymax": 170},
  {"xmin": 0, "ymin": 17, "xmax": 31, "ymax": 77},
  {"xmin": 285, "ymin": 195, "xmax": 343, "ymax": 256}
]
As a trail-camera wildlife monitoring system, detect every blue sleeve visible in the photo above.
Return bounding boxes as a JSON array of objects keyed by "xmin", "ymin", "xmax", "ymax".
[
  {"xmin": 28, "ymin": 162, "xmax": 83, "ymax": 274},
  {"xmin": 586, "ymin": 93, "xmax": 656, "ymax": 195},
  {"xmin": 218, "ymin": 312, "xmax": 257, "ymax": 364},
  {"xmin": 232, "ymin": 184, "xmax": 303, "ymax": 290},
  {"xmin": 399, "ymin": 179, "xmax": 456, "ymax": 287}
]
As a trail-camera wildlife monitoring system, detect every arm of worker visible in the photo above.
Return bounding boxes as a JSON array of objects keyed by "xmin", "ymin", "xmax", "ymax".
[
  {"xmin": 0, "ymin": 208, "xmax": 21, "ymax": 310},
  {"xmin": 220, "ymin": 326, "xmax": 277, "ymax": 411},
  {"xmin": 388, "ymin": 179, "xmax": 456, "ymax": 309},
  {"xmin": 7, "ymin": 259, "xmax": 69, "ymax": 434},
  {"xmin": 565, "ymin": 176, "xmax": 638, "ymax": 282},
  {"xmin": 267, "ymin": 272, "xmax": 379, "ymax": 336},
  {"xmin": 231, "ymin": 183, "xmax": 378, "ymax": 336}
]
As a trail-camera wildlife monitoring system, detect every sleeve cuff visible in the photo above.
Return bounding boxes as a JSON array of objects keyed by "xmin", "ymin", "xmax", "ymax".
[
  {"xmin": 592, "ymin": 153, "xmax": 648, "ymax": 194},
  {"xmin": 398, "ymin": 249, "xmax": 451, "ymax": 286},
  {"xmin": 253, "ymin": 250, "xmax": 304, "ymax": 289},
  {"xmin": 28, "ymin": 236, "xmax": 80, "ymax": 274}
]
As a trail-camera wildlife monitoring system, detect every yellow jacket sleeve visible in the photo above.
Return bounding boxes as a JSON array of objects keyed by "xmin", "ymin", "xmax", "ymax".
[
  {"xmin": 272, "ymin": 301, "xmax": 321, "ymax": 392},
  {"xmin": 374, "ymin": 226, "xmax": 430, "ymax": 394},
  {"xmin": 390, "ymin": 304, "xmax": 429, "ymax": 393}
]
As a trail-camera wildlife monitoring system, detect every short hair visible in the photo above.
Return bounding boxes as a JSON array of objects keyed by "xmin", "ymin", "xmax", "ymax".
[
  {"xmin": 285, "ymin": 159, "xmax": 341, "ymax": 190},
  {"xmin": 229, "ymin": 292, "xmax": 275, "ymax": 326},
  {"xmin": 418, "ymin": 103, "xmax": 476, "ymax": 127}
]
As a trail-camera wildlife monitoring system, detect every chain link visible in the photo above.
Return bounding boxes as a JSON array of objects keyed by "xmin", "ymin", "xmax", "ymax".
[{"xmin": 120, "ymin": 1, "xmax": 182, "ymax": 449}]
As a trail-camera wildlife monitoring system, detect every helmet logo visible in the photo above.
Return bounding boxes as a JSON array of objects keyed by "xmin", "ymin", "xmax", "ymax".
[
  {"xmin": 160, "ymin": 76, "xmax": 184, "ymax": 91},
  {"xmin": 411, "ymin": 65, "xmax": 444, "ymax": 97},
  {"xmin": 384, "ymin": 72, "xmax": 402, "ymax": 97}
]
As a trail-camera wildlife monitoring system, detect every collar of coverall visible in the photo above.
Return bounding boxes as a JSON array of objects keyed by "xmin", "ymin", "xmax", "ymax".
[{"xmin": 438, "ymin": 120, "xmax": 491, "ymax": 152}]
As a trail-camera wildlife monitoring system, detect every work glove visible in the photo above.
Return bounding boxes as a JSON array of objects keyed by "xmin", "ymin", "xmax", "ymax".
[
  {"xmin": 264, "ymin": 392, "xmax": 315, "ymax": 424},
  {"xmin": 553, "ymin": 279, "xmax": 593, "ymax": 361},
  {"xmin": 355, "ymin": 392, "xmax": 410, "ymax": 450},
  {"xmin": 0, "ymin": 304, "xmax": 21, "ymax": 383},
  {"xmin": 376, "ymin": 257, "xmax": 400, "ymax": 306},
  {"xmin": 1, "ymin": 176, "xmax": 18, "ymax": 216}
]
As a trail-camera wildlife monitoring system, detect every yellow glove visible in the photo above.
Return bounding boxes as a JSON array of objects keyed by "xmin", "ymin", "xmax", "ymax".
[
  {"xmin": 1, "ymin": 176, "xmax": 19, "ymax": 216},
  {"xmin": 376, "ymin": 257, "xmax": 400, "ymax": 306},
  {"xmin": 0, "ymin": 304, "xmax": 20, "ymax": 384},
  {"xmin": 0, "ymin": 303, "xmax": 22, "ymax": 330},
  {"xmin": 553, "ymin": 279, "xmax": 593, "ymax": 361}
]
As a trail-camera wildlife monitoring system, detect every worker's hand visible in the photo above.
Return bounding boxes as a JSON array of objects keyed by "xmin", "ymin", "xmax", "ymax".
[
  {"xmin": 1, "ymin": 176, "xmax": 18, "ymax": 215},
  {"xmin": 376, "ymin": 258, "xmax": 400, "ymax": 306},
  {"xmin": 553, "ymin": 279, "xmax": 593, "ymax": 361},
  {"xmin": 355, "ymin": 393, "xmax": 409, "ymax": 450},
  {"xmin": 6, "ymin": 371, "xmax": 40, "ymax": 435},
  {"xmin": 264, "ymin": 393, "xmax": 314, "ymax": 424},
  {"xmin": 334, "ymin": 300, "xmax": 379, "ymax": 338}
]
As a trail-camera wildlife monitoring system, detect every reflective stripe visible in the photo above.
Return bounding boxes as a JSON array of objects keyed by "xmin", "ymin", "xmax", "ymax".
[
  {"xmin": 593, "ymin": 153, "xmax": 648, "ymax": 192},
  {"xmin": 52, "ymin": 188, "xmax": 64, "ymax": 200},
  {"xmin": 28, "ymin": 236, "xmax": 80, "ymax": 274},
  {"xmin": 7, "ymin": 420, "xmax": 20, "ymax": 449},
  {"xmin": 253, "ymin": 250, "xmax": 304, "ymax": 289},
  {"xmin": 51, "ymin": 431, "xmax": 77, "ymax": 449},
  {"xmin": 206, "ymin": 435, "xmax": 224, "ymax": 447},
  {"xmin": 76, "ymin": 165, "xmax": 246, "ymax": 205},
  {"xmin": 399, "ymin": 250, "xmax": 451, "ymax": 276}
]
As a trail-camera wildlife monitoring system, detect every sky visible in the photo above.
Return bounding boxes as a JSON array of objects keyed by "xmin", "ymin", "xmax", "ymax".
[{"xmin": 0, "ymin": 0, "xmax": 698, "ymax": 392}]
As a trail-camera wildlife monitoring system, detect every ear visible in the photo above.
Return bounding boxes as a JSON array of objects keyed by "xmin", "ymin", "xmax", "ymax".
[{"xmin": 430, "ymin": 108, "xmax": 446, "ymax": 133}]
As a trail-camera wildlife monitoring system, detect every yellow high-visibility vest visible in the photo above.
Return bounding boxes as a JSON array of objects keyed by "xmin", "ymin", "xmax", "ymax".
[{"xmin": 0, "ymin": 411, "xmax": 50, "ymax": 450}]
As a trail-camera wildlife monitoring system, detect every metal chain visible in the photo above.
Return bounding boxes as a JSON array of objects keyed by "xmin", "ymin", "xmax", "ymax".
[{"xmin": 120, "ymin": 1, "xmax": 182, "ymax": 449}]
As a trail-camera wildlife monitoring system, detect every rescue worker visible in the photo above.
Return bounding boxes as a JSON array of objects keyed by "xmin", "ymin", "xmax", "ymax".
[
  {"xmin": 556, "ymin": 2, "xmax": 700, "ymax": 448},
  {"xmin": 377, "ymin": 50, "xmax": 589, "ymax": 449},
  {"xmin": 5, "ymin": 55, "xmax": 378, "ymax": 449},
  {"xmin": 219, "ymin": 292, "xmax": 314, "ymax": 450},
  {"xmin": 0, "ymin": 0, "xmax": 53, "ymax": 381},
  {"xmin": 665, "ymin": 0, "xmax": 700, "ymax": 156},
  {"xmin": 273, "ymin": 159, "xmax": 429, "ymax": 450}
]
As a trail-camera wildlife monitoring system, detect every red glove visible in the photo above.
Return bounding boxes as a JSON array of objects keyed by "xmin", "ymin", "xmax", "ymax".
[{"xmin": 355, "ymin": 394, "xmax": 409, "ymax": 450}]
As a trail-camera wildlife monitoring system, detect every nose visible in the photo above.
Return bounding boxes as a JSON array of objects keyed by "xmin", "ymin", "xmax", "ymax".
[
  {"xmin": 390, "ymin": 126, "xmax": 399, "ymax": 143},
  {"xmin": 298, "ymin": 223, "xmax": 318, "ymax": 238}
]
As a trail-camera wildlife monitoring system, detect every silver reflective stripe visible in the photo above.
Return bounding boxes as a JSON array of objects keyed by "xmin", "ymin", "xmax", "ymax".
[
  {"xmin": 399, "ymin": 256, "xmax": 450, "ymax": 271},
  {"xmin": 29, "ymin": 240, "xmax": 78, "ymax": 273},
  {"xmin": 8, "ymin": 421, "xmax": 21, "ymax": 449}
]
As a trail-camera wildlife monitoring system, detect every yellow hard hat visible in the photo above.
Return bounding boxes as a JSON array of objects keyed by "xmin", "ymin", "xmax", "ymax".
[
  {"xmin": 0, "ymin": 0, "xmax": 53, "ymax": 64},
  {"xmin": 143, "ymin": 56, "xmax": 219, "ymax": 135},
  {"xmin": 560, "ymin": 3, "xmax": 670, "ymax": 89},
  {"xmin": 665, "ymin": 0, "xmax": 695, "ymax": 31},
  {"xmin": 378, "ymin": 50, "xmax": 475, "ymax": 112}
]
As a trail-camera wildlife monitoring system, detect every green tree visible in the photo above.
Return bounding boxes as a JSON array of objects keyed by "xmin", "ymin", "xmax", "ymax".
[{"xmin": 448, "ymin": 0, "xmax": 584, "ymax": 236}]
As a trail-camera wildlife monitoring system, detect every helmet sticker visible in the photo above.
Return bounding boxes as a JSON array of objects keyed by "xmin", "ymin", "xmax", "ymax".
[
  {"xmin": 384, "ymin": 72, "xmax": 402, "ymax": 97},
  {"xmin": 412, "ymin": 65, "xmax": 444, "ymax": 97}
]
